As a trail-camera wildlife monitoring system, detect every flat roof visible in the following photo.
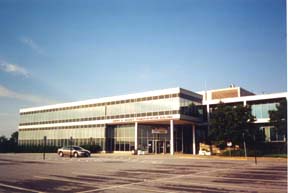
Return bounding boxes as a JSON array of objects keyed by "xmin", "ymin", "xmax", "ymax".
[{"xmin": 203, "ymin": 92, "xmax": 287, "ymax": 105}]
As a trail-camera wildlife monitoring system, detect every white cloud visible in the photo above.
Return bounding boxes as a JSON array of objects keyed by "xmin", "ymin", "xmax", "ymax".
[
  {"xmin": 0, "ymin": 85, "xmax": 57, "ymax": 105},
  {"xmin": 20, "ymin": 37, "xmax": 44, "ymax": 54},
  {"xmin": 0, "ymin": 61, "xmax": 30, "ymax": 77}
]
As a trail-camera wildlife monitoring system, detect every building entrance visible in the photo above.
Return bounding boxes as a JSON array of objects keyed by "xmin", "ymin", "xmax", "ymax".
[{"xmin": 148, "ymin": 140, "xmax": 170, "ymax": 154}]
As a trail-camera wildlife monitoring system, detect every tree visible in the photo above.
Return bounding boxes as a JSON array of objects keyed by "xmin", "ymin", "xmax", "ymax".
[
  {"xmin": 269, "ymin": 99, "xmax": 287, "ymax": 141},
  {"xmin": 0, "ymin": 132, "xmax": 19, "ymax": 153},
  {"xmin": 208, "ymin": 103, "xmax": 257, "ymax": 148},
  {"xmin": 9, "ymin": 131, "xmax": 18, "ymax": 152},
  {"xmin": 0, "ymin": 135, "xmax": 9, "ymax": 152},
  {"xmin": 0, "ymin": 135, "xmax": 8, "ymax": 144},
  {"xmin": 10, "ymin": 131, "xmax": 18, "ymax": 144}
]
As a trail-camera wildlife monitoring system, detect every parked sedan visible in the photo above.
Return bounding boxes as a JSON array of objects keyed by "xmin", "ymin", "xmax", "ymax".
[{"xmin": 57, "ymin": 146, "xmax": 91, "ymax": 157}]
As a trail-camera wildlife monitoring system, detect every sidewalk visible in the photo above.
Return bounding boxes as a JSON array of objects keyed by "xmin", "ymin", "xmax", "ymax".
[{"xmin": 175, "ymin": 153, "xmax": 287, "ymax": 162}]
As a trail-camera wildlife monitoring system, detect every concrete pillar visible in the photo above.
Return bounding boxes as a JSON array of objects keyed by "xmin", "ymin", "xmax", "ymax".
[
  {"xmin": 170, "ymin": 120, "xmax": 174, "ymax": 155},
  {"xmin": 192, "ymin": 124, "xmax": 196, "ymax": 155},
  {"xmin": 206, "ymin": 104, "xmax": 210, "ymax": 121},
  {"xmin": 135, "ymin": 122, "xmax": 138, "ymax": 150},
  {"xmin": 181, "ymin": 127, "xmax": 184, "ymax": 153}
]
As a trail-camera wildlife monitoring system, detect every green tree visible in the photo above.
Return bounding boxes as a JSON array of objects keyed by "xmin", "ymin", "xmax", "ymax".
[
  {"xmin": 9, "ymin": 131, "xmax": 18, "ymax": 144},
  {"xmin": 208, "ymin": 103, "xmax": 257, "ymax": 148},
  {"xmin": 0, "ymin": 135, "xmax": 9, "ymax": 152},
  {"xmin": 9, "ymin": 131, "xmax": 18, "ymax": 152},
  {"xmin": 269, "ymin": 99, "xmax": 287, "ymax": 141},
  {"xmin": 0, "ymin": 132, "xmax": 19, "ymax": 152}
]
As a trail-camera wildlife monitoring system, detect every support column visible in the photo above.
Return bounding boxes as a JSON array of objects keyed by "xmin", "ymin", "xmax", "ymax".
[
  {"xmin": 243, "ymin": 100, "xmax": 247, "ymax": 106},
  {"xmin": 181, "ymin": 127, "xmax": 184, "ymax": 153},
  {"xmin": 103, "ymin": 125, "xmax": 106, "ymax": 153},
  {"xmin": 206, "ymin": 104, "xmax": 210, "ymax": 121},
  {"xmin": 135, "ymin": 122, "xmax": 138, "ymax": 150},
  {"xmin": 170, "ymin": 120, "xmax": 174, "ymax": 155},
  {"xmin": 192, "ymin": 124, "xmax": 196, "ymax": 155}
]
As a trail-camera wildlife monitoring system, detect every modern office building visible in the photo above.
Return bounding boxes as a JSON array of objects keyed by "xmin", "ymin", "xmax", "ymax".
[
  {"xmin": 18, "ymin": 88, "xmax": 207, "ymax": 155},
  {"xmin": 18, "ymin": 86, "xmax": 287, "ymax": 154},
  {"xmin": 200, "ymin": 86, "xmax": 287, "ymax": 142}
]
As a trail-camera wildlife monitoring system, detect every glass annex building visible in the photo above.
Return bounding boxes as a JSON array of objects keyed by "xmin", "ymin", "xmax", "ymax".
[
  {"xmin": 19, "ymin": 88, "xmax": 206, "ymax": 155},
  {"xmin": 18, "ymin": 86, "xmax": 287, "ymax": 155}
]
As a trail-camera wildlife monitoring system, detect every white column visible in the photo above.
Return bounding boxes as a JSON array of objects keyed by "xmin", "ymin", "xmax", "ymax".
[
  {"xmin": 192, "ymin": 124, "xmax": 196, "ymax": 155},
  {"xmin": 135, "ymin": 122, "xmax": 138, "ymax": 150},
  {"xmin": 206, "ymin": 104, "xmax": 210, "ymax": 121},
  {"xmin": 170, "ymin": 120, "xmax": 174, "ymax": 155},
  {"xmin": 243, "ymin": 100, "xmax": 247, "ymax": 106},
  {"xmin": 181, "ymin": 127, "xmax": 184, "ymax": 153}
]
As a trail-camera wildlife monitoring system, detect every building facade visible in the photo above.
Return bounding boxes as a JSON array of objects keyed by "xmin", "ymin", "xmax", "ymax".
[
  {"xmin": 18, "ymin": 86, "xmax": 287, "ymax": 154},
  {"xmin": 18, "ymin": 88, "xmax": 206, "ymax": 155},
  {"xmin": 202, "ymin": 87, "xmax": 287, "ymax": 142}
]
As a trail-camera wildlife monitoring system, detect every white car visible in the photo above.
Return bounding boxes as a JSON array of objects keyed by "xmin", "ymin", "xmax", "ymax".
[{"xmin": 198, "ymin": 149, "xmax": 211, "ymax": 156}]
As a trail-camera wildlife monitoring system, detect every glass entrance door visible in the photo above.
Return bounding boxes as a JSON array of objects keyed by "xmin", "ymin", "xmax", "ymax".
[{"xmin": 148, "ymin": 140, "xmax": 169, "ymax": 154}]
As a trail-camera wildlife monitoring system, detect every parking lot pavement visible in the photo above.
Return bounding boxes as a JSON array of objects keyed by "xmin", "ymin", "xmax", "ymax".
[{"xmin": 0, "ymin": 153, "xmax": 286, "ymax": 193}]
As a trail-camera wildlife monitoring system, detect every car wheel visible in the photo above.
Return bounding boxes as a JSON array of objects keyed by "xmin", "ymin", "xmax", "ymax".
[
  {"xmin": 59, "ymin": 152, "xmax": 64, "ymax": 157},
  {"xmin": 74, "ymin": 152, "xmax": 78, "ymax": 158}
]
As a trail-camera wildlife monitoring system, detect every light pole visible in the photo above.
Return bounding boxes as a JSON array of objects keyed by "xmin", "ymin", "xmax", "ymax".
[
  {"xmin": 43, "ymin": 136, "xmax": 47, "ymax": 160},
  {"xmin": 70, "ymin": 137, "xmax": 73, "ymax": 158}
]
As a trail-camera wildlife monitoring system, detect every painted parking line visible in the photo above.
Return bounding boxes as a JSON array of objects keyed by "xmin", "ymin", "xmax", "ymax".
[
  {"xmin": 138, "ymin": 166, "xmax": 286, "ymax": 193},
  {"xmin": 162, "ymin": 179, "xmax": 287, "ymax": 193},
  {"xmin": 228, "ymin": 168, "xmax": 288, "ymax": 174},
  {"xmin": 112, "ymin": 170, "xmax": 175, "ymax": 176},
  {"xmin": 34, "ymin": 175, "xmax": 102, "ymax": 188},
  {"xmin": 107, "ymin": 185, "xmax": 177, "ymax": 193},
  {"xmin": 34, "ymin": 173, "xmax": 164, "ymax": 193},
  {"xmin": 83, "ymin": 169, "xmax": 213, "ymax": 193},
  {"xmin": 0, "ymin": 182, "xmax": 44, "ymax": 193},
  {"xmin": 76, "ymin": 181, "xmax": 148, "ymax": 193},
  {"xmin": 214, "ymin": 170, "xmax": 287, "ymax": 177},
  {"xmin": 73, "ymin": 172, "xmax": 145, "ymax": 182},
  {"xmin": 75, "ymin": 167, "xmax": 228, "ymax": 193},
  {"xmin": 176, "ymin": 174, "xmax": 287, "ymax": 183}
]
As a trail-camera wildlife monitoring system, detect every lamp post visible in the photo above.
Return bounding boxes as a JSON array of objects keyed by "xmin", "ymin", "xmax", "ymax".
[
  {"xmin": 70, "ymin": 137, "xmax": 73, "ymax": 158},
  {"xmin": 43, "ymin": 136, "xmax": 47, "ymax": 160}
]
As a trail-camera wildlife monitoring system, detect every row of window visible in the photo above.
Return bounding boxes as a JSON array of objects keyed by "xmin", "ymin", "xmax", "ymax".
[
  {"xmin": 20, "ymin": 93, "xmax": 181, "ymax": 115},
  {"xmin": 208, "ymin": 102, "xmax": 280, "ymax": 120},
  {"xmin": 251, "ymin": 103, "xmax": 278, "ymax": 119},
  {"xmin": 19, "ymin": 110, "xmax": 180, "ymax": 126},
  {"xmin": 19, "ymin": 127, "xmax": 106, "ymax": 140},
  {"xmin": 19, "ymin": 138, "xmax": 105, "ymax": 147},
  {"xmin": 19, "ymin": 124, "xmax": 105, "ymax": 132},
  {"xmin": 260, "ymin": 126, "xmax": 286, "ymax": 142},
  {"xmin": 20, "ymin": 98, "xmax": 183, "ymax": 124}
]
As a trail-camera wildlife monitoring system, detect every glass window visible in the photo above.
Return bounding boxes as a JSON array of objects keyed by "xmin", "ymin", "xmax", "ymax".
[{"xmin": 251, "ymin": 102, "xmax": 278, "ymax": 119}]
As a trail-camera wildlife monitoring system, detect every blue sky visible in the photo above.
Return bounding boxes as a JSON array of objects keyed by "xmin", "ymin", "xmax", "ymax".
[{"xmin": 0, "ymin": 0, "xmax": 286, "ymax": 136}]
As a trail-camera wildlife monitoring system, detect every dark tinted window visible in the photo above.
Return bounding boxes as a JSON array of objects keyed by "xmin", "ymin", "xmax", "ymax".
[{"xmin": 73, "ymin": 146, "xmax": 83, "ymax": 150}]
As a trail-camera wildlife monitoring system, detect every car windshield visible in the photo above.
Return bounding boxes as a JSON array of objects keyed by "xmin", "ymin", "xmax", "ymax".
[{"xmin": 73, "ymin": 146, "xmax": 84, "ymax": 150}]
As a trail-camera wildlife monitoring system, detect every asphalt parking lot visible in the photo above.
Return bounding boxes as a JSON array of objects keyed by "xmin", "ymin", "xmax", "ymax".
[{"xmin": 0, "ymin": 153, "xmax": 286, "ymax": 193}]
